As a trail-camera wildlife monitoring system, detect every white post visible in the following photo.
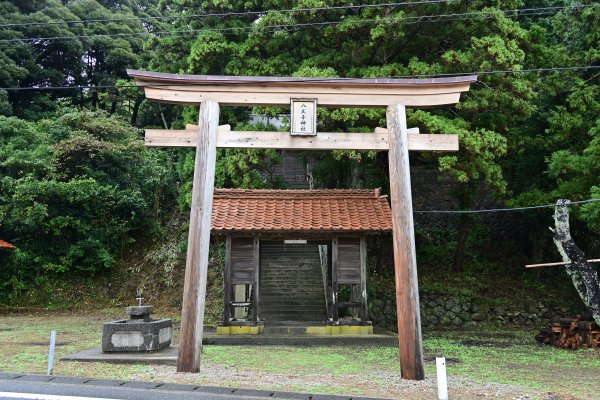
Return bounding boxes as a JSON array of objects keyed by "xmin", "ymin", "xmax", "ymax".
[
  {"xmin": 436, "ymin": 357, "xmax": 448, "ymax": 400},
  {"xmin": 47, "ymin": 330, "xmax": 56, "ymax": 375}
]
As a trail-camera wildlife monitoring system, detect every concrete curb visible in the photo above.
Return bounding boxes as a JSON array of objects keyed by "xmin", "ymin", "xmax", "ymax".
[{"xmin": 0, "ymin": 373, "xmax": 384, "ymax": 399}]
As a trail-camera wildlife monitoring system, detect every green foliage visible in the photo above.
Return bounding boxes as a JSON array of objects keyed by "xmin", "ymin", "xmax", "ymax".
[
  {"xmin": 0, "ymin": 0, "xmax": 598, "ymax": 305},
  {"xmin": 0, "ymin": 110, "xmax": 176, "ymax": 301},
  {"xmin": 0, "ymin": 0, "xmax": 160, "ymax": 120}
]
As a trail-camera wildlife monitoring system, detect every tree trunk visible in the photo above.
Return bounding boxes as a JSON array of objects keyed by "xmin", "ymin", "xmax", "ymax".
[
  {"xmin": 451, "ymin": 187, "xmax": 475, "ymax": 273},
  {"xmin": 130, "ymin": 95, "xmax": 143, "ymax": 127},
  {"xmin": 91, "ymin": 89, "xmax": 98, "ymax": 109},
  {"xmin": 552, "ymin": 199, "xmax": 600, "ymax": 325},
  {"xmin": 452, "ymin": 213, "xmax": 470, "ymax": 273}
]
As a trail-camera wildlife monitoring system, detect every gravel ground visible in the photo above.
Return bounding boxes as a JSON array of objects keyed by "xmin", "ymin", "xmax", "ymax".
[{"xmin": 129, "ymin": 363, "xmax": 552, "ymax": 400}]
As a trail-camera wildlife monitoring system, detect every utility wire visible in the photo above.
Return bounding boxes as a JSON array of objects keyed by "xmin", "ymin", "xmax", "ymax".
[
  {"xmin": 0, "ymin": 66, "xmax": 597, "ymax": 91},
  {"xmin": 395, "ymin": 65, "xmax": 600, "ymax": 78},
  {"xmin": 0, "ymin": 0, "xmax": 460, "ymax": 29},
  {"xmin": 414, "ymin": 198, "xmax": 600, "ymax": 214},
  {"xmin": 0, "ymin": 4, "xmax": 592, "ymax": 44}
]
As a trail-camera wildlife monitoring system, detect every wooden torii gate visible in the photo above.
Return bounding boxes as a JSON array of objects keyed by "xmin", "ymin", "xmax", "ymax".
[{"xmin": 127, "ymin": 70, "xmax": 477, "ymax": 380}]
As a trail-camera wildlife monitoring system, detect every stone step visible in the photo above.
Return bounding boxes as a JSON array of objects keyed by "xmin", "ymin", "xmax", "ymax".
[
  {"xmin": 260, "ymin": 290, "xmax": 324, "ymax": 294},
  {"xmin": 261, "ymin": 316, "xmax": 327, "ymax": 322},
  {"xmin": 261, "ymin": 312, "xmax": 326, "ymax": 317},
  {"xmin": 262, "ymin": 308, "xmax": 325, "ymax": 313},
  {"xmin": 262, "ymin": 298, "xmax": 324, "ymax": 303},
  {"xmin": 261, "ymin": 283, "xmax": 324, "ymax": 288},
  {"xmin": 260, "ymin": 285, "xmax": 324, "ymax": 296},
  {"xmin": 261, "ymin": 278, "xmax": 324, "ymax": 283},
  {"xmin": 262, "ymin": 279, "xmax": 323, "ymax": 282},
  {"xmin": 259, "ymin": 244, "xmax": 325, "ymax": 322},
  {"xmin": 262, "ymin": 257, "xmax": 321, "ymax": 261},
  {"xmin": 261, "ymin": 278, "xmax": 324, "ymax": 282},
  {"xmin": 262, "ymin": 276, "xmax": 322, "ymax": 278},
  {"xmin": 260, "ymin": 286, "xmax": 324, "ymax": 296},
  {"xmin": 261, "ymin": 274, "xmax": 322, "ymax": 277},
  {"xmin": 261, "ymin": 304, "xmax": 325, "ymax": 309},
  {"xmin": 260, "ymin": 275, "xmax": 323, "ymax": 286},
  {"xmin": 260, "ymin": 287, "xmax": 324, "ymax": 292},
  {"xmin": 261, "ymin": 304, "xmax": 325, "ymax": 310},
  {"xmin": 261, "ymin": 299, "xmax": 325, "ymax": 304},
  {"xmin": 260, "ymin": 296, "xmax": 324, "ymax": 301}
]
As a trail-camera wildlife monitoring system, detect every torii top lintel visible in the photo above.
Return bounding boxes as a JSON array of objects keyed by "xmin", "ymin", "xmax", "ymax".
[{"xmin": 127, "ymin": 69, "xmax": 477, "ymax": 108}]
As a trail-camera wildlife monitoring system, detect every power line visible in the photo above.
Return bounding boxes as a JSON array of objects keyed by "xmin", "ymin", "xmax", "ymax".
[
  {"xmin": 0, "ymin": 0, "xmax": 460, "ymax": 29},
  {"xmin": 394, "ymin": 65, "xmax": 600, "ymax": 78},
  {"xmin": 0, "ymin": 4, "xmax": 592, "ymax": 44},
  {"xmin": 414, "ymin": 198, "xmax": 600, "ymax": 214},
  {"xmin": 0, "ymin": 66, "xmax": 597, "ymax": 91}
]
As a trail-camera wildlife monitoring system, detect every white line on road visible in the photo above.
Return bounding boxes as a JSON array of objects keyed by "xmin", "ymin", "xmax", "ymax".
[{"xmin": 0, "ymin": 392, "xmax": 122, "ymax": 400}]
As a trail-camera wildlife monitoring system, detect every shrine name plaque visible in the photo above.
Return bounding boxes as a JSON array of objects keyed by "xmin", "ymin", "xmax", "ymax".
[{"xmin": 290, "ymin": 98, "xmax": 317, "ymax": 136}]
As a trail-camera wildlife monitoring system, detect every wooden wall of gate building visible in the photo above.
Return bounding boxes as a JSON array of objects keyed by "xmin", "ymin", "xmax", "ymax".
[{"xmin": 221, "ymin": 235, "xmax": 370, "ymax": 327}]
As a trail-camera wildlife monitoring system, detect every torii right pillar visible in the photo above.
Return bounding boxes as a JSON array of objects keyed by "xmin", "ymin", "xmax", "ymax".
[{"xmin": 387, "ymin": 103, "xmax": 425, "ymax": 380}]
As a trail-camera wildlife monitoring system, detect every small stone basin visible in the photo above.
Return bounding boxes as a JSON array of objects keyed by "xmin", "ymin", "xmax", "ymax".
[{"xmin": 102, "ymin": 299, "xmax": 172, "ymax": 352}]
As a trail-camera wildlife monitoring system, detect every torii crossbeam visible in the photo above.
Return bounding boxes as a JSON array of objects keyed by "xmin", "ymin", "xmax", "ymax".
[{"xmin": 128, "ymin": 69, "xmax": 477, "ymax": 380}]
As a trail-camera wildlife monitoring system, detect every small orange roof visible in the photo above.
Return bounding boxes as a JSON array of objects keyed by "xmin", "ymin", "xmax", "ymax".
[
  {"xmin": 0, "ymin": 240, "xmax": 15, "ymax": 249},
  {"xmin": 212, "ymin": 189, "xmax": 393, "ymax": 233}
]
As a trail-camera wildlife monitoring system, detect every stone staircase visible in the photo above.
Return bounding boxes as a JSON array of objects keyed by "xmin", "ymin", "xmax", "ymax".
[{"xmin": 259, "ymin": 243, "xmax": 327, "ymax": 323}]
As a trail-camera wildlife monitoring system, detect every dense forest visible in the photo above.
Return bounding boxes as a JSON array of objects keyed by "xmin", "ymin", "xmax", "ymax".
[{"xmin": 0, "ymin": 0, "xmax": 598, "ymax": 308}]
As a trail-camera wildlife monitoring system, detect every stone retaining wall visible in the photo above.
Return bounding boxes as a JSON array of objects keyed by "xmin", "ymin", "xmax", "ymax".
[{"xmin": 369, "ymin": 291, "xmax": 583, "ymax": 330}]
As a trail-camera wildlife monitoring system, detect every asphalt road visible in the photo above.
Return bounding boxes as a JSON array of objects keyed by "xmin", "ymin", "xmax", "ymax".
[{"xmin": 0, "ymin": 374, "xmax": 381, "ymax": 400}]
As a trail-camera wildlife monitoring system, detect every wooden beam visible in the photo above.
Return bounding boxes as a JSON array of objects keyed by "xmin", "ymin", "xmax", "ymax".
[
  {"xmin": 195, "ymin": 124, "xmax": 414, "ymax": 134},
  {"xmin": 144, "ymin": 128, "xmax": 458, "ymax": 151},
  {"xmin": 387, "ymin": 104, "xmax": 425, "ymax": 380},
  {"xmin": 331, "ymin": 236, "xmax": 339, "ymax": 323},
  {"xmin": 223, "ymin": 234, "xmax": 232, "ymax": 325},
  {"xmin": 253, "ymin": 235, "xmax": 260, "ymax": 323},
  {"xmin": 128, "ymin": 69, "xmax": 477, "ymax": 108},
  {"xmin": 526, "ymin": 259, "xmax": 600, "ymax": 268},
  {"xmin": 359, "ymin": 234, "xmax": 368, "ymax": 321},
  {"xmin": 142, "ymin": 87, "xmax": 465, "ymax": 107},
  {"xmin": 177, "ymin": 100, "xmax": 219, "ymax": 373}
]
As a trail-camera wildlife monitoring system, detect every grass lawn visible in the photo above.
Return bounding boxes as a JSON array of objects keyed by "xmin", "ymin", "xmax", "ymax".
[{"xmin": 1, "ymin": 311, "xmax": 599, "ymax": 399}]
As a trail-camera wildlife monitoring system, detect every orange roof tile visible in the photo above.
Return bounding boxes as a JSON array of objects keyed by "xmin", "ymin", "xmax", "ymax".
[
  {"xmin": 212, "ymin": 189, "xmax": 393, "ymax": 233},
  {"xmin": 0, "ymin": 240, "xmax": 15, "ymax": 249}
]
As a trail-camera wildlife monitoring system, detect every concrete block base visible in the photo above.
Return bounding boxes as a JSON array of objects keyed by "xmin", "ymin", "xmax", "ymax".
[
  {"xmin": 307, "ymin": 325, "xmax": 373, "ymax": 335},
  {"xmin": 216, "ymin": 325, "xmax": 264, "ymax": 335},
  {"xmin": 102, "ymin": 318, "xmax": 172, "ymax": 352}
]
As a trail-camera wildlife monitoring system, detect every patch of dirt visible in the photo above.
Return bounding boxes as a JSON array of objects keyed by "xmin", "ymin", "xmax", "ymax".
[
  {"xmin": 542, "ymin": 394, "xmax": 581, "ymax": 400},
  {"xmin": 19, "ymin": 341, "xmax": 72, "ymax": 346},
  {"xmin": 470, "ymin": 332, "xmax": 518, "ymax": 340},
  {"xmin": 460, "ymin": 339, "xmax": 513, "ymax": 348},
  {"xmin": 423, "ymin": 356, "xmax": 460, "ymax": 365}
]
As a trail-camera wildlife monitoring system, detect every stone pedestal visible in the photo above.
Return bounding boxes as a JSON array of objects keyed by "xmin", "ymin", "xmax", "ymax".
[{"xmin": 102, "ymin": 303, "xmax": 172, "ymax": 352}]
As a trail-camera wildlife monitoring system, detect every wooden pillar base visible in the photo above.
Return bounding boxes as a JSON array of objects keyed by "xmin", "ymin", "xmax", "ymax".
[{"xmin": 387, "ymin": 104, "xmax": 425, "ymax": 380}]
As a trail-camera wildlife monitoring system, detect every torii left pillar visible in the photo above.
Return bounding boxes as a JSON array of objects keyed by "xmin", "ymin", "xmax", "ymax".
[
  {"xmin": 177, "ymin": 100, "xmax": 219, "ymax": 372},
  {"xmin": 387, "ymin": 104, "xmax": 424, "ymax": 380}
]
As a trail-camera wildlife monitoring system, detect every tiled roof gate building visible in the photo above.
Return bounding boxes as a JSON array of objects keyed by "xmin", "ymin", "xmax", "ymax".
[
  {"xmin": 129, "ymin": 70, "xmax": 477, "ymax": 379},
  {"xmin": 212, "ymin": 188, "xmax": 392, "ymax": 333}
]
